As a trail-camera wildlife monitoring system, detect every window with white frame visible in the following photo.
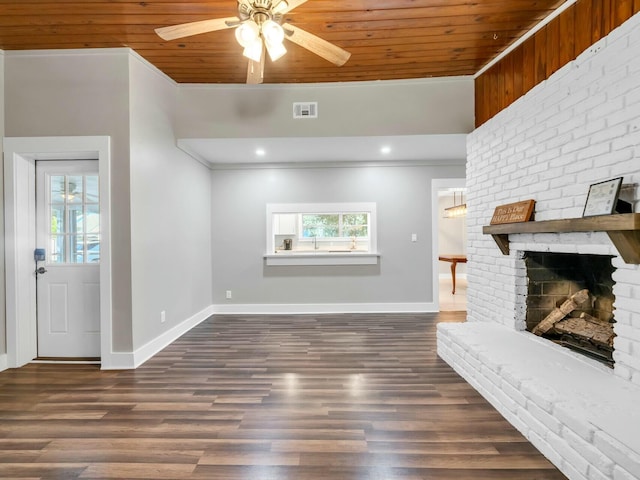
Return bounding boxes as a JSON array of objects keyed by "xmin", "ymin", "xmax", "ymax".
[
  {"xmin": 266, "ymin": 203, "xmax": 377, "ymax": 254},
  {"xmin": 300, "ymin": 213, "xmax": 369, "ymax": 240}
]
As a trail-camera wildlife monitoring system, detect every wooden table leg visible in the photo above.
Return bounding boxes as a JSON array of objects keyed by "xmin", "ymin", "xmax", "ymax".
[
  {"xmin": 450, "ymin": 261, "xmax": 457, "ymax": 295},
  {"xmin": 439, "ymin": 255, "xmax": 466, "ymax": 296}
]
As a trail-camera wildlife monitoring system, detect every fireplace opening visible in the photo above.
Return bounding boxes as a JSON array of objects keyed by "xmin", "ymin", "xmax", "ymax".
[{"xmin": 524, "ymin": 252, "xmax": 616, "ymax": 367}]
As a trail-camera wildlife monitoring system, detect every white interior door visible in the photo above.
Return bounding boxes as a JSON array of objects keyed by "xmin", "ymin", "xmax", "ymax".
[{"xmin": 36, "ymin": 160, "xmax": 100, "ymax": 358}]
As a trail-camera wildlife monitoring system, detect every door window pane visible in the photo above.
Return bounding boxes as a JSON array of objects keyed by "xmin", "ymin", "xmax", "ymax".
[
  {"xmin": 86, "ymin": 237, "xmax": 100, "ymax": 263},
  {"xmin": 85, "ymin": 205, "xmax": 100, "ymax": 233},
  {"xmin": 51, "ymin": 206, "xmax": 64, "ymax": 234},
  {"xmin": 46, "ymin": 172, "xmax": 100, "ymax": 265},
  {"xmin": 68, "ymin": 205, "xmax": 84, "ymax": 234},
  {"xmin": 51, "ymin": 176, "xmax": 65, "ymax": 203},
  {"xmin": 86, "ymin": 175, "xmax": 99, "ymax": 203},
  {"xmin": 71, "ymin": 235, "xmax": 84, "ymax": 264},
  {"xmin": 50, "ymin": 235, "xmax": 65, "ymax": 263},
  {"xmin": 67, "ymin": 176, "xmax": 83, "ymax": 204}
]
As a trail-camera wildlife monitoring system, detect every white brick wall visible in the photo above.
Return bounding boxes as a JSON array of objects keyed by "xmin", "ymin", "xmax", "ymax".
[
  {"xmin": 439, "ymin": 11, "xmax": 640, "ymax": 480},
  {"xmin": 467, "ymin": 11, "xmax": 640, "ymax": 384}
]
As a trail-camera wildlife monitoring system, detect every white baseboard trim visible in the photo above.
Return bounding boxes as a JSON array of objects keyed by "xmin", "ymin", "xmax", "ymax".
[
  {"xmin": 212, "ymin": 302, "xmax": 438, "ymax": 314},
  {"xmin": 101, "ymin": 351, "xmax": 136, "ymax": 370},
  {"xmin": 101, "ymin": 305, "xmax": 215, "ymax": 370},
  {"xmin": 0, "ymin": 353, "xmax": 8, "ymax": 373}
]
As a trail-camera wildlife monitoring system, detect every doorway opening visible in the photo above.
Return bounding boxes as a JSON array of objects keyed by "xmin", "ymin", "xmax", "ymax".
[
  {"xmin": 3, "ymin": 136, "xmax": 112, "ymax": 369},
  {"xmin": 431, "ymin": 179, "xmax": 467, "ymax": 312}
]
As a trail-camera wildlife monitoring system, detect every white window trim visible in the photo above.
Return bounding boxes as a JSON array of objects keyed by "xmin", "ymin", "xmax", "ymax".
[{"xmin": 265, "ymin": 202, "xmax": 379, "ymax": 266}]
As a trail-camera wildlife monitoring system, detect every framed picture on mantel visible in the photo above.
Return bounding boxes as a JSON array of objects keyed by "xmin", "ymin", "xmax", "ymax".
[{"xmin": 582, "ymin": 177, "xmax": 623, "ymax": 217}]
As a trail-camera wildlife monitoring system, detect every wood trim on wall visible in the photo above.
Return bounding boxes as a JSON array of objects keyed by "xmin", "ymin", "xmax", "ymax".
[{"xmin": 475, "ymin": 0, "xmax": 640, "ymax": 127}]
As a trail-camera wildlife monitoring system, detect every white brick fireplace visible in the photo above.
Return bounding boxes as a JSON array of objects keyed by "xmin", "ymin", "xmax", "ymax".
[{"xmin": 438, "ymin": 11, "xmax": 640, "ymax": 480}]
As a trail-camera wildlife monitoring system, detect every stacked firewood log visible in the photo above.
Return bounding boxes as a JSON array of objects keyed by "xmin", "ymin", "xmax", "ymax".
[{"xmin": 532, "ymin": 289, "xmax": 615, "ymax": 349}]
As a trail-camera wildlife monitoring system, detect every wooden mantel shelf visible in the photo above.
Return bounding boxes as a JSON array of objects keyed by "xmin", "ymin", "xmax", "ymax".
[{"xmin": 482, "ymin": 213, "xmax": 640, "ymax": 264}]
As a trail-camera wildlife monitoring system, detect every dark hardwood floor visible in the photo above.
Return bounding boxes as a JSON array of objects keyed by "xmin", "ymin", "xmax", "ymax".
[{"xmin": 0, "ymin": 312, "xmax": 567, "ymax": 479}]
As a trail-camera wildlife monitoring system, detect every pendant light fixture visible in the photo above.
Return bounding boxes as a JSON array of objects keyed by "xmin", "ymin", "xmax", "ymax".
[{"xmin": 444, "ymin": 191, "xmax": 467, "ymax": 218}]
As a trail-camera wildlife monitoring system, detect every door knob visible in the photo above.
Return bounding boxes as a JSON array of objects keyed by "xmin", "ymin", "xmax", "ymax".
[{"xmin": 36, "ymin": 266, "xmax": 47, "ymax": 275}]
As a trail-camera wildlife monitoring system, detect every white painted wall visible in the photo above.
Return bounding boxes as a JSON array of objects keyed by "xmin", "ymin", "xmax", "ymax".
[
  {"xmin": 3, "ymin": 49, "xmax": 134, "ymax": 352},
  {"xmin": 176, "ymin": 77, "xmax": 474, "ymax": 139},
  {"xmin": 211, "ymin": 164, "xmax": 465, "ymax": 311},
  {"xmin": 128, "ymin": 55, "xmax": 213, "ymax": 351}
]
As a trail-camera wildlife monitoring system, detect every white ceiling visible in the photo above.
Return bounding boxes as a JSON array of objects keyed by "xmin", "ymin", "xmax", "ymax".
[{"xmin": 177, "ymin": 134, "xmax": 467, "ymax": 167}]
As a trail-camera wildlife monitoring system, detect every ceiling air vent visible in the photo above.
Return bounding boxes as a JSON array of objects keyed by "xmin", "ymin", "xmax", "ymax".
[{"xmin": 293, "ymin": 102, "xmax": 318, "ymax": 119}]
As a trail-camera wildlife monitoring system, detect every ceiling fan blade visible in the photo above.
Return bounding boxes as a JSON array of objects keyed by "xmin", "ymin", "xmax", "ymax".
[
  {"xmin": 155, "ymin": 16, "xmax": 240, "ymax": 41},
  {"xmin": 246, "ymin": 45, "xmax": 265, "ymax": 84},
  {"xmin": 282, "ymin": 0, "xmax": 309, "ymax": 13},
  {"xmin": 282, "ymin": 24, "xmax": 351, "ymax": 66}
]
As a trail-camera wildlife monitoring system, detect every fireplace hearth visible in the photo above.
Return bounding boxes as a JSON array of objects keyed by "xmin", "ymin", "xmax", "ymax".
[{"xmin": 524, "ymin": 252, "xmax": 616, "ymax": 366}]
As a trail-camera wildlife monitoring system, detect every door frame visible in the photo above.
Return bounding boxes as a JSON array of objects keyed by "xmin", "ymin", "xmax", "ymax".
[
  {"xmin": 4, "ymin": 136, "xmax": 113, "ymax": 369},
  {"xmin": 431, "ymin": 178, "xmax": 466, "ymax": 311}
]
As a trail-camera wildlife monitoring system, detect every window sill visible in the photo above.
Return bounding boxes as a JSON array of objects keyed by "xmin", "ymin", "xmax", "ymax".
[{"xmin": 264, "ymin": 251, "xmax": 380, "ymax": 266}]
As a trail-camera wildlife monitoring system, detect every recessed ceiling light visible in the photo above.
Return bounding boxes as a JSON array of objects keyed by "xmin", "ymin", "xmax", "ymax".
[
  {"xmin": 380, "ymin": 146, "xmax": 391, "ymax": 154},
  {"xmin": 256, "ymin": 148, "xmax": 266, "ymax": 156}
]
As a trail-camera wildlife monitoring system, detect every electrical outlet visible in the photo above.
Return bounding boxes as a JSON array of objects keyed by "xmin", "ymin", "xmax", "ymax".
[
  {"xmin": 160, "ymin": 310, "xmax": 166, "ymax": 323},
  {"xmin": 411, "ymin": 233, "xmax": 418, "ymax": 242},
  {"xmin": 226, "ymin": 290, "xmax": 232, "ymax": 299}
]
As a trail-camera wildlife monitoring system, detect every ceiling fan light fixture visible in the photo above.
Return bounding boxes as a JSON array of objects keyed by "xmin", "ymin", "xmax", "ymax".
[
  {"xmin": 265, "ymin": 38, "xmax": 287, "ymax": 61},
  {"xmin": 262, "ymin": 20, "xmax": 284, "ymax": 44},
  {"xmin": 155, "ymin": 0, "xmax": 352, "ymax": 84},
  {"xmin": 262, "ymin": 20, "xmax": 286, "ymax": 61},
  {"xmin": 235, "ymin": 20, "xmax": 260, "ymax": 47},
  {"xmin": 272, "ymin": 0, "xmax": 289, "ymax": 14},
  {"xmin": 243, "ymin": 37, "xmax": 264, "ymax": 62}
]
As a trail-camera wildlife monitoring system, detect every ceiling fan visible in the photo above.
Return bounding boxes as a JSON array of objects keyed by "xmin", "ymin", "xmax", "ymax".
[{"xmin": 155, "ymin": 0, "xmax": 351, "ymax": 84}]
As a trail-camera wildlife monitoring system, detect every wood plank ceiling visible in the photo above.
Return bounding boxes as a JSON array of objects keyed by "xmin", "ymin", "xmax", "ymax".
[{"xmin": 0, "ymin": 0, "xmax": 569, "ymax": 84}]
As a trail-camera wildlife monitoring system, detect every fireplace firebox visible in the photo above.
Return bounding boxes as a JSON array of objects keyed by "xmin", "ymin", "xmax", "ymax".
[{"xmin": 524, "ymin": 252, "xmax": 616, "ymax": 366}]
